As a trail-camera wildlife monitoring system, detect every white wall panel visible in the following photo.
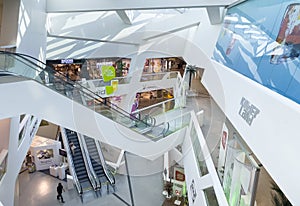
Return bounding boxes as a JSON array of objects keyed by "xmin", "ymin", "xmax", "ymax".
[
  {"xmin": 202, "ymin": 60, "xmax": 300, "ymax": 205},
  {"xmin": 16, "ymin": 0, "xmax": 47, "ymax": 61},
  {"xmin": 0, "ymin": 0, "xmax": 20, "ymax": 47},
  {"xmin": 0, "ymin": 80, "xmax": 185, "ymax": 161}
]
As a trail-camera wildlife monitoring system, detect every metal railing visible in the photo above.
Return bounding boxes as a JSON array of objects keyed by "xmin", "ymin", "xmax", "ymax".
[
  {"xmin": 60, "ymin": 128, "xmax": 83, "ymax": 195},
  {"xmin": 78, "ymin": 134, "xmax": 100, "ymax": 191},
  {"xmin": 0, "ymin": 51, "xmax": 189, "ymax": 142}
]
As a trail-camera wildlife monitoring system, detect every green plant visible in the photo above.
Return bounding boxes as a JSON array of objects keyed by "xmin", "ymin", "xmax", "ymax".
[
  {"xmin": 116, "ymin": 61, "xmax": 125, "ymax": 77},
  {"xmin": 270, "ymin": 182, "xmax": 292, "ymax": 206},
  {"xmin": 185, "ymin": 65, "xmax": 198, "ymax": 90}
]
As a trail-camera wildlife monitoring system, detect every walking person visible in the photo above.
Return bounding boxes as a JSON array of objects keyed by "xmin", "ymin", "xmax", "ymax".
[{"xmin": 57, "ymin": 183, "xmax": 65, "ymax": 203}]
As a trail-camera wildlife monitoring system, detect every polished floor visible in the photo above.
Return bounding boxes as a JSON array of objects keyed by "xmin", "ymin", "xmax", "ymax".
[
  {"xmin": 15, "ymin": 95, "xmax": 209, "ymax": 206},
  {"xmin": 16, "ymin": 152, "xmax": 165, "ymax": 206},
  {"xmin": 15, "ymin": 94, "xmax": 274, "ymax": 206}
]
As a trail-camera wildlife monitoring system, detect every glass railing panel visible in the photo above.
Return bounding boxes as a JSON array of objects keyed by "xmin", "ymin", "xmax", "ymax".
[
  {"xmin": 132, "ymin": 98, "xmax": 176, "ymax": 119},
  {"xmin": 140, "ymin": 73, "xmax": 166, "ymax": 82},
  {"xmin": 88, "ymin": 76, "xmax": 132, "ymax": 87},
  {"xmin": 169, "ymin": 71, "xmax": 179, "ymax": 79},
  {"xmin": 140, "ymin": 71, "xmax": 179, "ymax": 82},
  {"xmin": 190, "ymin": 124, "xmax": 208, "ymax": 176},
  {"xmin": 0, "ymin": 52, "xmax": 179, "ymax": 140},
  {"xmin": 91, "ymin": 79, "xmax": 107, "ymax": 87},
  {"xmin": 145, "ymin": 112, "xmax": 190, "ymax": 140},
  {"xmin": 134, "ymin": 104, "xmax": 164, "ymax": 117},
  {"xmin": 0, "ymin": 54, "xmax": 43, "ymax": 82},
  {"xmin": 223, "ymin": 139, "xmax": 260, "ymax": 206},
  {"xmin": 204, "ymin": 187, "xmax": 219, "ymax": 206},
  {"xmin": 116, "ymin": 76, "xmax": 132, "ymax": 84},
  {"xmin": 166, "ymin": 112, "xmax": 190, "ymax": 132},
  {"xmin": 164, "ymin": 99, "xmax": 175, "ymax": 112}
]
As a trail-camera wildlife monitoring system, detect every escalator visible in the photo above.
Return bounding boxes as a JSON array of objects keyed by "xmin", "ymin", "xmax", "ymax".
[
  {"xmin": 0, "ymin": 51, "xmax": 158, "ymax": 137},
  {"xmin": 84, "ymin": 136, "xmax": 116, "ymax": 193},
  {"xmin": 0, "ymin": 51, "xmax": 190, "ymax": 160},
  {"xmin": 62, "ymin": 128, "xmax": 98, "ymax": 194}
]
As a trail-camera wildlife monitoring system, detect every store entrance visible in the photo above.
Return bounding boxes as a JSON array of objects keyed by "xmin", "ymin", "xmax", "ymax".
[{"xmin": 47, "ymin": 60, "xmax": 83, "ymax": 81}]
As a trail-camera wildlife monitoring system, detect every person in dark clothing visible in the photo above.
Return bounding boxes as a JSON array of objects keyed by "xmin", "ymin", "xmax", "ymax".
[{"xmin": 57, "ymin": 183, "xmax": 65, "ymax": 203}]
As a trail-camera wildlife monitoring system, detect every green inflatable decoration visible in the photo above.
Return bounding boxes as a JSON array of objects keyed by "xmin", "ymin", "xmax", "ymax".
[{"xmin": 102, "ymin": 65, "xmax": 116, "ymax": 82}]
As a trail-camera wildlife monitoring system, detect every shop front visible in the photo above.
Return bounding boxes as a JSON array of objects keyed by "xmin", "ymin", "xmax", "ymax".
[
  {"xmin": 29, "ymin": 135, "xmax": 62, "ymax": 171},
  {"xmin": 217, "ymin": 128, "xmax": 260, "ymax": 206},
  {"xmin": 47, "ymin": 59, "xmax": 83, "ymax": 81}
]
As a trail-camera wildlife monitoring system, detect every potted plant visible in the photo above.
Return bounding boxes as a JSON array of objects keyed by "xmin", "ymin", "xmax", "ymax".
[{"xmin": 184, "ymin": 65, "xmax": 198, "ymax": 90}]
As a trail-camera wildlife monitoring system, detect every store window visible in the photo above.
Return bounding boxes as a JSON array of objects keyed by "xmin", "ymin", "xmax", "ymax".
[
  {"xmin": 47, "ymin": 59, "xmax": 84, "ymax": 81},
  {"xmin": 138, "ymin": 89, "xmax": 174, "ymax": 109},
  {"xmin": 143, "ymin": 57, "xmax": 186, "ymax": 75},
  {"xmin": 86, "ymin": 58, "xmax": 131, "ymax": 80}
]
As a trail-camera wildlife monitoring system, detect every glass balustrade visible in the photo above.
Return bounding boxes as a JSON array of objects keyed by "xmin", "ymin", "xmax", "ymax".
[
  {"xmin": 190, "ymin": 124, "xmax": 209, "ymax": 176},
  {"xmin": 0, "ymin": 51, "xmax": 186, "ymax": 141},
  {"xmin": 87, "ymin": 76, "xmax": 132, "ymax": 88},
  {"xmin": 140, "ymin": 71, "xmax": 179, "ymax": 82}
]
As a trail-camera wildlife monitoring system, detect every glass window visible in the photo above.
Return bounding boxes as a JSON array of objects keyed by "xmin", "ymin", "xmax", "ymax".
[{"xmin": 204, "ymin": 187, "xmax": 219, "ymax": 206}]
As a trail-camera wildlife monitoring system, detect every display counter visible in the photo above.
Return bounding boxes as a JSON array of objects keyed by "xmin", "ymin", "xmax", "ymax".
[
  {"xmin": 50, "ymin": 163, "xmax": 68, "ymax": 179},
  {"xmin": 30, "ymin": 135, "xmax": 61, "ymax": 171}
]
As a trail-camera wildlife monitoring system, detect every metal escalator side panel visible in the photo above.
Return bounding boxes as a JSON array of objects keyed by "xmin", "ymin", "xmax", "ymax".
[
  {"xmin": 83, "ymin": 136, "xmax": 105, "ymax": 185},
  {"xmin": 78, "ymin": 134, "xmax": 101, "ymax": 190},
  {"xmin": 60, "ymin": 127, "xmax": 83, "ymax": 195},
  {"xmin": 66, "ymin": 130, "xmax": 95, "ymax": 192},
  {"xmin": 94, "ymin": 139, "xmax": 116, "ymax": 185},
  {"xmin": 0, "ymin": 51, "xmax": 154, "ymax": 137}
]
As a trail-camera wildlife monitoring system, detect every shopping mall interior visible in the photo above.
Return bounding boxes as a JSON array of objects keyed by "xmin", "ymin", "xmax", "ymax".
[{"xmin": 0, "ymin": 0, "xmax": 299, "ymax": 206}]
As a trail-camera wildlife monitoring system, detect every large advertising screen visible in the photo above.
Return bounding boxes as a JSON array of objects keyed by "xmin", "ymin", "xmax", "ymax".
[
  {"xmin": 271, "ymin": 4, "xmax": 300, "ymax": 64},
  {"xmin": 213, "ymin": 1, "xmax": 300, "ymax": 104}
]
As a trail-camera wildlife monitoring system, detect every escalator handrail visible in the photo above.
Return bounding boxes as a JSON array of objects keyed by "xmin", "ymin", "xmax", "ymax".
[
  {"xmin": 77, "ymin": 134, "xmax": 100, "ymax": 191},
  {"xmin": 0, "ymin": 51, "xmax": 145, "ymax": 124},
  {"xmin": 141, "ymin": 114, "xmax": 156, "ymax": 130},
  {"xmin": 95, "ymin": 140, "xmax": 116, "ymax": 185},
  {"xmin": 60, "ymin": 127, "xmax": 83, "ymax": 195},
  {"xmin": 161, "ymin": 122, "xmax": 170, "ymax": 137},
  {"xmin": 0, "ymin": 51, "xmax": 178, "ymax": 139}
]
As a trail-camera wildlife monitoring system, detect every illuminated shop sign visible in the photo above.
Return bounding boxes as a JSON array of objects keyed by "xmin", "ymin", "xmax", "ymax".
[
  {"xmin": 238, "ymin": 97, "xmax": 260, "ymax": 126},
  {"xmin": 61, "ymin": 59, "xmax": 74, "ymax": 64}
]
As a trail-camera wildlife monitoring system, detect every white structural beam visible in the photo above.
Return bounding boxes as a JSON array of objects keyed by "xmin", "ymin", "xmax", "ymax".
[
  {"xmin": 46, "ymin": 0, "xmax": 242, "ymax": 13},
  {"xmin": 116, "ymin": 10, "xmax": 132, "ymax": 25},
  {"xmin": 47, "ymin": 33, "xmax": 139, "ymax": 46},
  {"xmin": 143, "ymin": 22, "xmax": 200, "ymax": 41},
  {"xmin": 206, "ymin": 7, "xmax": 224, "ymax": 25}
]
